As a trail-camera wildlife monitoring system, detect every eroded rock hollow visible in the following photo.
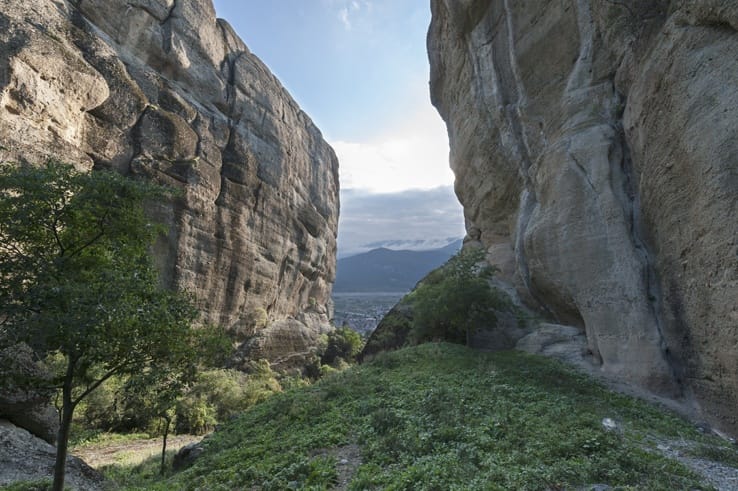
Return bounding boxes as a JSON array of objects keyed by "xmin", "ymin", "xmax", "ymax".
[
  {"xmin": 0, "ymin": 0, "xmax": 339, "ymax": 371},
  {"xmin": 429, "ymin": 0, "xmax": 737, "ymax": 433}
]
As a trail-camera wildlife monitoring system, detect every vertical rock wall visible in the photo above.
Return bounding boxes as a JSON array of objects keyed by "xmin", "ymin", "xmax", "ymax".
[
  {"xmin": 429, "ymin": 0, "xmax": 737, "ymax": 433},
  {"xmin": 0, "ymin": 0, "xmax": 339, "ymax": 369}
]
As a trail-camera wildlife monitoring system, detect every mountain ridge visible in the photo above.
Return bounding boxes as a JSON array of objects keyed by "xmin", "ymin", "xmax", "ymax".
[{"xmin": 334, "ymin": 239, "xmax": 462, "ymax": 293}]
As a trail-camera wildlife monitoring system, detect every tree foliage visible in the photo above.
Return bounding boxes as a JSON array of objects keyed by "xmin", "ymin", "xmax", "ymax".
[
  {"xmin": 0, "ymin": 161, "xmax": 211, "ymax": 490},
  {"xmin": 174, "ymin": 365, "xmax": 282, "ymax": 435},
  {"xmin": 409, "ymin": 247, "xmax": 503, "ymax": 345},
  {"xmin": 321, "ymin": 327, "xmax": 364, "ymax": 367}
]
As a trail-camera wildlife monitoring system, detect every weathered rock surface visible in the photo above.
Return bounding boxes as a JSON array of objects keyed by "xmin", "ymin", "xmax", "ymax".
[
  {"xmin": 0, "ymin": 0, "xmax": 339, "ymax": 370},
  {"xmin": 0, "ymin": 344, "xmax": 58, "ymax": 444},
  {"xmin": 0, "ymin": 420, "xmax": 103, "ymax": 490},
  {"xmin": 429, "ymin": 0, "xmax": 737, "ymax": 433},
  {"xmin": 172, "ymin": 440, "xmax": 206, "ymax": 471},
  {"xmin": 516, "ymin": 323, "xmax": 589, "ymax": 369}
]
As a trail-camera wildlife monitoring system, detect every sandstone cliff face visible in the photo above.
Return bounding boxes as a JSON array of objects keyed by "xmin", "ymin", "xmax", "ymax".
[
  {"xmin": 0, "ymin": 0, "xmax": 339, "ymax": 369},
  {"xmin": 429, "ymin": 0, "xmax": 737, "ymax": 433}
]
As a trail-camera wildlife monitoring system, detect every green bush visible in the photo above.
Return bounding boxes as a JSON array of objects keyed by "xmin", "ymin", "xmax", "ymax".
[
  {"xmin": 174, "ymin": 394, "xmax": 218, "ymax": 435},
  {"xmin": 409, "ymin": 247, "xmax": 507, "ymax": 345},
  {"xmin": 175, "ymin": 367, "xmax": 282, "ymax": 434},
  {"xmin": 321, "ymin": 327, "xmax": 364, "ymax": 367},
  {"xmin": 74, "ymin": 364, "xmax": 284, "ymax": 437},
  {"xmin": 76, "ymin": 373, "xmax": 163, "ymax": 435}
]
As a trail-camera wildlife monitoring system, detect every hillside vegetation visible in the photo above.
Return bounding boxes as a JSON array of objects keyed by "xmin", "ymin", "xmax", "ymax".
[{"xmin": 106, "ymin": 344, "xmax": 737, "ymax": 490}]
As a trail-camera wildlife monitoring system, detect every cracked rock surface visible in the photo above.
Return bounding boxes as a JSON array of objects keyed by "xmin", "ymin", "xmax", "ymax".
[
  {"xmin": 0, "ymin": 0, "xmax": 339, "ymax": 370},
  {"xmin": 429, "ymin": 0, "xmax": 737, "ymax": 434}
]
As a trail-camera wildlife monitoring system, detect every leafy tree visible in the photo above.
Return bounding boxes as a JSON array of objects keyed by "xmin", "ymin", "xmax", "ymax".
[
  {"xmin": 409, "ymin": 247, "xmax": 503, "ymax": 346},
  {"xmin": 122, "ymin": 364, "xmax": 195, "ymax": 475},
  {"xmin": 321, "ymin": 327, "xmax": 364, "ymax": 366},
  {"xmin": 0, "ymin": 161, "xmax": 206, "ymax": 491}
]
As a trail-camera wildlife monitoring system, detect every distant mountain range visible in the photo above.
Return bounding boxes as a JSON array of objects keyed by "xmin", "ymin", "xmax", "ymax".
[
  {"xmin": 333, "ymin": 239, "xmax": 463, "ymax": 293},
  {"xmin": 338, "ymin": 236, "xmax": 462, "ymax": 259}
]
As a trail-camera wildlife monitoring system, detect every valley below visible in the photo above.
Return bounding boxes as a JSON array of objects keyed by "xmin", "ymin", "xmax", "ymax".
[{"xmin": 331, "ymin": 292, "xmax": 406, "ymax": 336}]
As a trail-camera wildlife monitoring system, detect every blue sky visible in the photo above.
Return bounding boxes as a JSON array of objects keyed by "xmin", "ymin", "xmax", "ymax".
[
  {"xmin": 212, "ymin": 0, "xmax": 431, "ymax": 141},
  {"xmin": 211, "ymin": 1, "xmax": 465, "ymax": 253}
]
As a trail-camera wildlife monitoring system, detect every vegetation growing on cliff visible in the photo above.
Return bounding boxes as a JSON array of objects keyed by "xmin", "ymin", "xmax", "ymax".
[{"xmin": 102, "ymin": 343, "xmax": 735, "ymax": 490}]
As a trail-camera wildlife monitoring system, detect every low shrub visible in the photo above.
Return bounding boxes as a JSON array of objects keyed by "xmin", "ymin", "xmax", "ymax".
[
  {"xmin": 114, "ymin": 344, "xmax": 723, "ymax": 490},
  {"xmin": 409, "ymin": 247, "xmax": 509, "ymax": 345},
  {"xmin": 320, "ymin": 327, "xmax": 364, "ymax": 367},
  {"xmin": 175, "ymin": 367, "xmax": 282, "ymax": 435},
  {"xmin": 75, "ymin": 364, "xmax": 283, "ymax": 437}
]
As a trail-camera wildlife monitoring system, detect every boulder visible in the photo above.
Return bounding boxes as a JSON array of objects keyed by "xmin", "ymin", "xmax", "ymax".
[
  {"xmin": 516, "ymin": 324, "xmax": 589, "ymax": 369},
  {"xmin": 0, "ymin": 344, "xmax": 58, "ymax": 444},
  {"xmin": 172, "ymin": 441, "xmax": 205, "ymax": 471},
  {"xmin": 0, "ymin": 419, "xmax": 103, "ymax": 490}
]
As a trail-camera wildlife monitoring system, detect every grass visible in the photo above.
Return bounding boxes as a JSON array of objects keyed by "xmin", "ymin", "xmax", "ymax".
[
  {"xmin": 71, "ymin": 431, "xmax": 152, "ymax": 449},
  {"xmin": 0, "ymin": 481, "xmax": 55, "ymax": 491},
  {"xmin": 94, "ymin": 343, "xmax": 738, "ymax": 490},
  {"xmin": 99, "ymin": 449, "xmax": 183, "ymax": 488}
]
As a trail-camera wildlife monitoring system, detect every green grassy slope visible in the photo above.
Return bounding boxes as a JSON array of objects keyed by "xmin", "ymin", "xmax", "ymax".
[{"xmin": 115, "ymin": 344, "xmax": 736, "ymax": 490}]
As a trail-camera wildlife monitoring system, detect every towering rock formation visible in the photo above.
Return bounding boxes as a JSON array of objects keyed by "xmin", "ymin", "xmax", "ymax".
[
  {"xmin": 429, "ymin": 0, "xmax": 737, "ymax": 433},
  {"xmin": 0, "ymin": 0, "xmax": 339, "ymax": 370}
]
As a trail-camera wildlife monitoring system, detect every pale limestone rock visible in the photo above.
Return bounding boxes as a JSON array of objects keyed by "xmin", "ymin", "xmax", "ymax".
[
  {"xmin": 429, "ymin": 0, "xmax": 737, "ymax": 433},
  {"xmin": 0, "ymin": 0, "xmax": 339, "ymax": 372},
  {"xmin": 516, "ymin": 324, "xmax": 589, "ymax": 369},
  {"xmin": 0, "ymin": 420, "xmax": 103, "ymax": 490}
]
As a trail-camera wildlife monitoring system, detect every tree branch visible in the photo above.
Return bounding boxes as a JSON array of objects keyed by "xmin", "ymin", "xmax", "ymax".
[
  {"xmin": 65, "ymin": 210, "xmax": 110, "ymax": 258},
  {"xmin": 72, "ymin": 359, "xmax": 136, "ymax": 405}
]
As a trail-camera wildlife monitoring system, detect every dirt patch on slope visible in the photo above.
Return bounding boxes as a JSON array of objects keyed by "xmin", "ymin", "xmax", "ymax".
[{"xmin": 72, "ymin": 434, "xmax": 202, "ymax": 469}]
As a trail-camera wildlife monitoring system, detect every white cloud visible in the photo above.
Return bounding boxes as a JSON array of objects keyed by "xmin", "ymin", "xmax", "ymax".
[
  {"xmin": 333, "ymin": 104, "xmax": 463, "ymax": 256},
  {"xmin": 337, "ymin": 7, "xmax": 350, "ymax": 30},
  {"xmin": 332, "ymin": 0, "xmax": 373, "ymax": 31},
  {"xmin": 331, "ymin": 103, "xmax": 453, "ymax": 193},
  {"xmin": 337, "ymin": 186, "xmax": 465, "ymax": 257}
]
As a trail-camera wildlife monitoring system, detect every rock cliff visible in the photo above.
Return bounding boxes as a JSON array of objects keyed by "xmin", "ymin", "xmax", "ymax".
[
  {"xmin": 429, "ymin": 0, "xmax": 737, "ymax": 433},
  {"xmin": 0, "ymin": 0, "xmax": 339, "ymax": 371}
]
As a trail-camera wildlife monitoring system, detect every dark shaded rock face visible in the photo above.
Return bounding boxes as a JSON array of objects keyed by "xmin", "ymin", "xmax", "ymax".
[
  {"xmin": 428, "ymin": 0, "xmax": 737, "ymax": 434},
  {"xmin": 0, "ymin": 0, "xmax": 339, "ymax": 369},
  {"xmin": 172, "ymin": 441, "xmax": 205, "ymax": 471},
  {"xmin": 0, "ymin": 344, "xmax": 58, "ymax": 444}
]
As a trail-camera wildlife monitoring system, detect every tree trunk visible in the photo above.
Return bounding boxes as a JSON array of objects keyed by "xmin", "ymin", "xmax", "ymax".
[
  {"xmin": 52, "ymin": 364, "xmax": 76, "ymax": 491},
  {"xmin": 160, "ymin": 416, "xmax": 171, "ymax": 475}
]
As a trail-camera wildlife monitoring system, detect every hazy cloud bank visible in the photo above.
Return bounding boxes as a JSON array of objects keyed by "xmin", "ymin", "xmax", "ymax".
[{"xmin": 338, "ymin": 186, "xmax": 465, "ymax": 257}]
